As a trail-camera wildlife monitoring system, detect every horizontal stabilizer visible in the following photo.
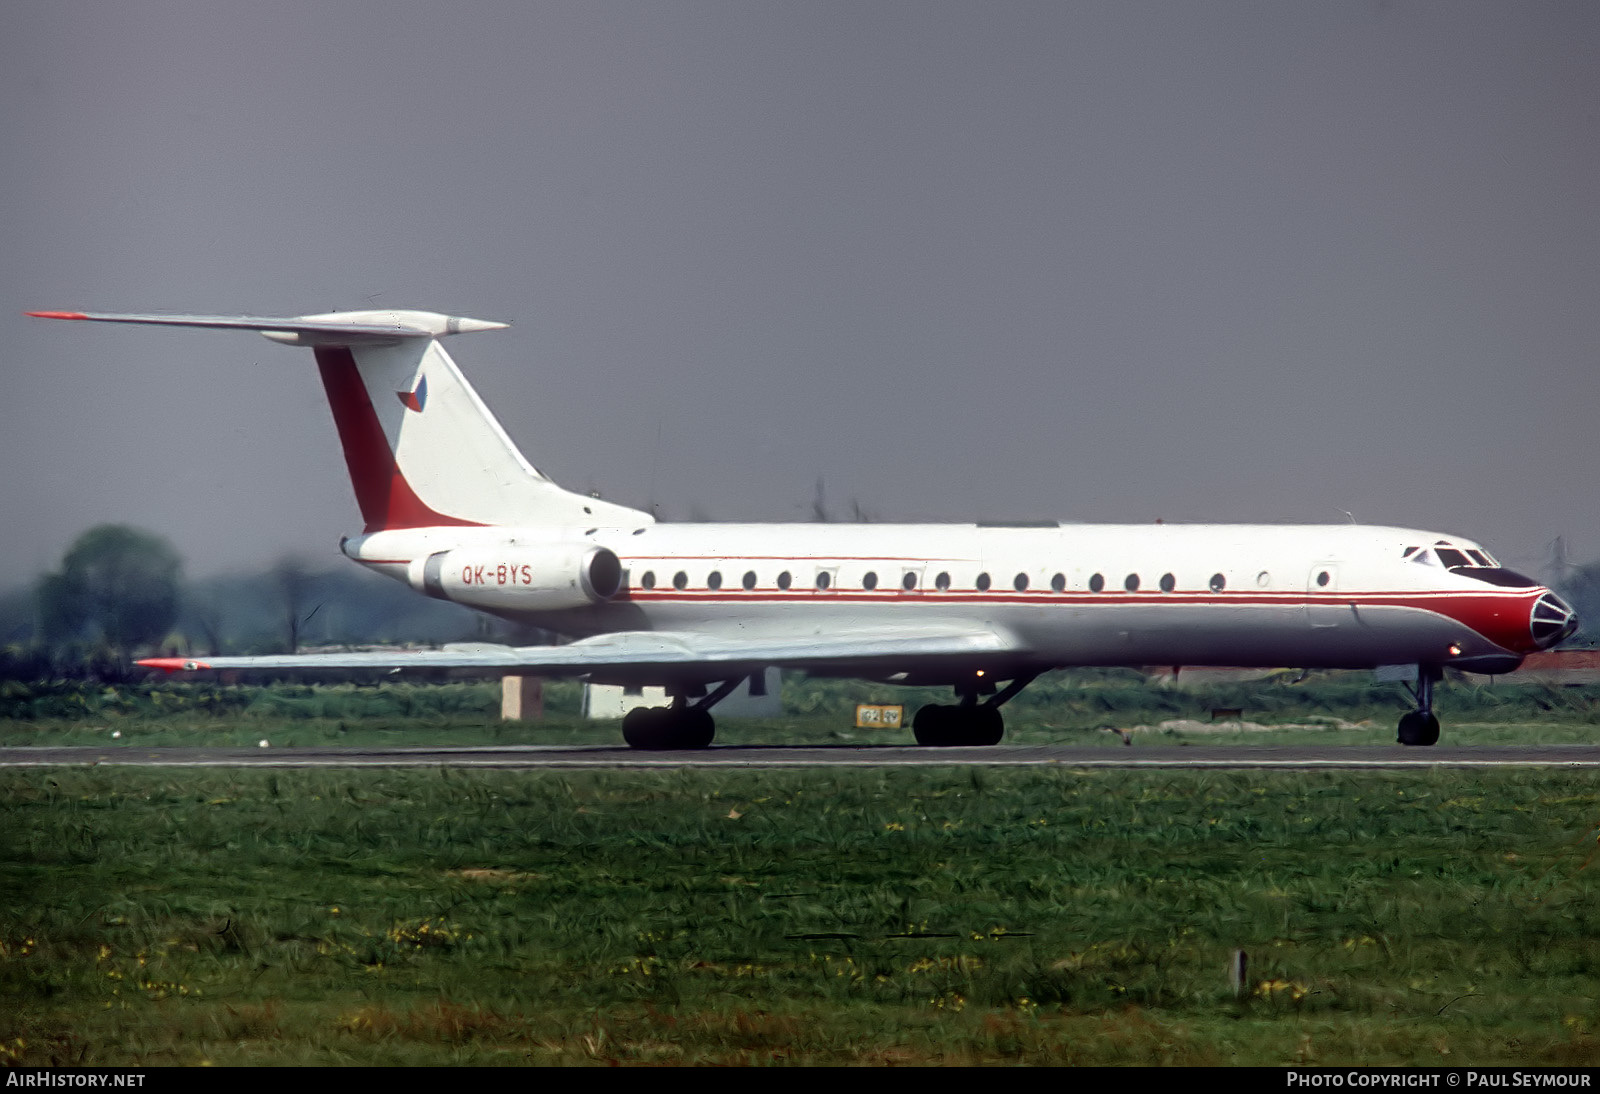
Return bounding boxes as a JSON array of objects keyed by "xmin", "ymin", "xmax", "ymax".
[
  {"xmin": 27, "ymin": 310, "xmax": 508, "ymax": 345},
  {"xmin": 33, "ymin": 304, "xmax": 650, "ymax": 529}
]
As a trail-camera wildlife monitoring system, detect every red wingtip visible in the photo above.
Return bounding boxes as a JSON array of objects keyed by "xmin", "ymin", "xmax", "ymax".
[
  {"xmin": 26, "ymin": 311, "xmax": 89, "ymax": 320},
  {"xmin": 137, "ymin": 657, "xmax": 212, "ymax": 674}
]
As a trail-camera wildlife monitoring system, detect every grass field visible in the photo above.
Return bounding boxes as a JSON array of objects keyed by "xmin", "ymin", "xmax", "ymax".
[
  {"xmin": 4, "ymin": 670, "xmax": 1600, "ymax": 749},
  {"xmin": 5, "ymin": 758, "xmax": 1600, "ymax": 1065}
]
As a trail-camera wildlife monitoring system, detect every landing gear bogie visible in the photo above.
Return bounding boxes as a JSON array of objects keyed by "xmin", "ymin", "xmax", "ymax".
[
  {"xmin": 912, "ymin": 704, "xmax": 1004, "ymax": 746},
  {"xmin": 912, "ymin": 671, "xmax": 1040, "ymax": 747},
  {"xmin": 622, "ymin": 705, "xmax": 715, "ymax": 750}
]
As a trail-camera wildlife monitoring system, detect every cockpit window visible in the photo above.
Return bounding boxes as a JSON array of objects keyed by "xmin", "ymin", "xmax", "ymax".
[
  {"xmin": 1450, "ymin": 566, "xmax": 1541, "ymax": 589},
  {"xmin": 1411, "ymin": 545, "xmax": 1506, "ymax": 574}
]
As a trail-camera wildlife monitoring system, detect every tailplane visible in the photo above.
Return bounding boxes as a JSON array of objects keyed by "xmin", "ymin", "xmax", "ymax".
[{"xmin": 29, "ymin": 309, "xmax": 653, "ymax": 531}]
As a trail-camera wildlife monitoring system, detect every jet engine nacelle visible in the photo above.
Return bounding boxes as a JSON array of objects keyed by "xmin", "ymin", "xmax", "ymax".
[{"xmin": 408, "ymin": 544, "xmax": 623, "ymax": 611}]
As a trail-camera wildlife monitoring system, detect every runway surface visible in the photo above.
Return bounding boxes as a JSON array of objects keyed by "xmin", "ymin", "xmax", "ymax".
[{"xmin": 3, "ymin": 744, "xmax": 1599, "ymax": 769}]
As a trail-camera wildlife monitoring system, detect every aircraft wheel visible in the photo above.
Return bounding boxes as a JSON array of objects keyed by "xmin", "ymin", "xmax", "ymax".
[
  {"xmin": 678, "ymin": 707, "xmax": 716, "ymax": 749},
  {"xmin": 623, "ymin": 706, "xmax": 670, "ymax": 749},
  {"xmin": 968, "ymin": 705, "xmax": 1004, "ymax": 746},
  {"xmin": 913, "ymin": 704, "xmax": 955, "ymax": 746},
  {"xmin": 1397, "ymin": 711, "xmax": 1440, "ymax": 747}
]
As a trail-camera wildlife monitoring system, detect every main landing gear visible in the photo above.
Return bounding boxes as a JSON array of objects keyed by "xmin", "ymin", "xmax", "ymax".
[
  {"xmin": 913, "ymin": 673, "xmax": 1039, "ymax": 747},
  {"xmin": 622, "ymin": 703, "xmax": 714, "ymax": 750},
  {"xmin": 1397, "ymin": 665, "xmax": 1442, "ymax": 747},
  {"xmin": 622, "ymin": 677, "xmax": 751, "ymax": 750}
]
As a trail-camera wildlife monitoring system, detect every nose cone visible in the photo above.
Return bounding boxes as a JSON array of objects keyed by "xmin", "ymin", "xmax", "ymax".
[{"xmin": 1531, "ymin": 592, "xmax": 1579, "ymax": 649}]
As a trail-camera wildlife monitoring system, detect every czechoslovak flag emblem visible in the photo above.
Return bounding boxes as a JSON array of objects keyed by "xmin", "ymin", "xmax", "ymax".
[{"xmin": 398, "ymin": 375, "xmax": 428, "ymax": 412}]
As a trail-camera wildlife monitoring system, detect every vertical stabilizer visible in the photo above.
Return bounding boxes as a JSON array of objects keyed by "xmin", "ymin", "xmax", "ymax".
[{"xmin": 317, "ymin": 335, "xmax": 647, "ymax": 530}]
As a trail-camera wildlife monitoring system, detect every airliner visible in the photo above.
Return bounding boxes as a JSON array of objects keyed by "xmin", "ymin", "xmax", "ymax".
[{"xmin": 30, "ymin": 308, "xmax": 1578, "ymax": 749}]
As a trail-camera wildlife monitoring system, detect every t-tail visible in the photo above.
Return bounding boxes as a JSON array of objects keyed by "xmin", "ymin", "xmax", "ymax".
[{"xmin": 27, "ymin": 309, "xmax": 653, "ymax": 531}]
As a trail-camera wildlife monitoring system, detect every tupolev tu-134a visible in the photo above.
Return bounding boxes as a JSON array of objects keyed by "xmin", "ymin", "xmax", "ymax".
[{"xmin": 30, "ymin": 308, "xmax": 1577, "ymax": 749}]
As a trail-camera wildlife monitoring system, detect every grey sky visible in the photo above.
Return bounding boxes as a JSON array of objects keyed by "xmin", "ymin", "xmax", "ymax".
[{"xmin": 4, "ymin": 2, "xmax": 1597, "ymax": 579}]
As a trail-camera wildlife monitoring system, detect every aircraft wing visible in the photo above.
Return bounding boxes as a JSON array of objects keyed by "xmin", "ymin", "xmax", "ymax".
[{"xmin": 137, "ymin": 626, "xmax": 1020, "ymax": 680}]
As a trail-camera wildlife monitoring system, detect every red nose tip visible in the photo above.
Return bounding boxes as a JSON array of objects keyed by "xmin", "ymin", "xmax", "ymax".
[{"xmin": 1531, "ymin": 593, "xmax": 1578, "ymax": 650}]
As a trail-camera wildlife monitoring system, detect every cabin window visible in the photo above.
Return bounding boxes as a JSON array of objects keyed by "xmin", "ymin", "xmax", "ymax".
[
  {"xmin": 902, "ymin": 572, "xmax": 918, "ymax": 591},
  {"xmin": 863, "ymin": 571, "xmax": 879, "ymax": 590},
  {"xmin": 1209, "ymin": 573, "xmax": 1226, "ymax": 593},
  {"xmin": 1124, "ymin": 574, "xmax": 1140, "ymax": 592},
  {"xmin": 777, "ymin": 570, "xmax": 792, "ymax": 590},
  {"xmin": 935, "ymin": 571, "xmax": 951, "ymax": 591},
  {"xmin": 1316, "ymin": 570, "xmax": 1331, "ymax": 587},
  {"xmin": 640, "ymin": 571, "xmax": 656, "ymax": 590},
  {"xmin": 1256, "ymin": 571, "xmax": 1271, "ymax": 587},
  {"xmin": 1159, "ymin": 573, "xmax": 1175, "ymax": 593},
  {"xmin": 816, "ymin": 571, "xmax": 831, "ymax": 590},
  {"xmin": 707, "ymin": 571, "xmax": 723, "ymax": 590},
  {"xmin": 1014, "ymin": 573, "xmax": 1029, "ymax": 592},
  {"xmin": 673, "ymin": 571, "xmax": 688, "ymax": 590},
  {"xmin": 742, "ymin": 570, "xmax": 757, "ymax": 590},
  {"xmin": 1089, "ymin": 573, "xmax": 1105, "ymax": 592},
  {"xmin": 1051, "ymin": 573, "xmax": 1066, "ymax": 592},
  {"xmin": 976, "ymin": 572, "xmax": 992, "ymax": 591}
]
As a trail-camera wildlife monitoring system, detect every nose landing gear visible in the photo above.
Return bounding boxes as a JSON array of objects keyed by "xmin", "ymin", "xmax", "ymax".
[{"xmin": 1397, "ymin": 665, "xmax": 1442, "ymax": 746}]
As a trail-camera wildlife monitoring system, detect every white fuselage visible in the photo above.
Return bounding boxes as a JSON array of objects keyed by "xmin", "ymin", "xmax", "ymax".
[{"xmin": 342, "ymin": 520, "xmax": 1557, "ymax": 681}]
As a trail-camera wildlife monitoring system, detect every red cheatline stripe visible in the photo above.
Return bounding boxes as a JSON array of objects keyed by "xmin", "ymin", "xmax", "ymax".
[
  {"xmin": 625, "ymin": 555, "xmax": 973, "ymax": 562},
  {"xmin": 614, "ymin": 588, "xmax": 1537, "ymax": 651},
  {"xmin": 619, "ymin": 585, "xmax": 1536, "ymax": 601},
  {"xmin": 620, "ymin": 589, "xmax": 1537, "ymax": 604}
]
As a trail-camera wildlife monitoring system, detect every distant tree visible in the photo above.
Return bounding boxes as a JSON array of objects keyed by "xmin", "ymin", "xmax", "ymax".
[
  {"xmin": 37, "ymin": 525, "xmax": 183, "ymax": 669},
  {"xmin": 272, "ymin": 555, "xmax": 323, "ymax": 654},
  {"xmin": 1547, "ymin": 537, "xmax": 1599, "ymax": 645},
  {"xmin": 182, "ymin": 583, "xmax": 226, "ymax": 656},
  {"xmin": 1553, "ymin": 567, "xmax": 1600, "ymax": 646},
  {"xmin": 35, "ymin": 570, "xmax": 83, "ymax": 649}
]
